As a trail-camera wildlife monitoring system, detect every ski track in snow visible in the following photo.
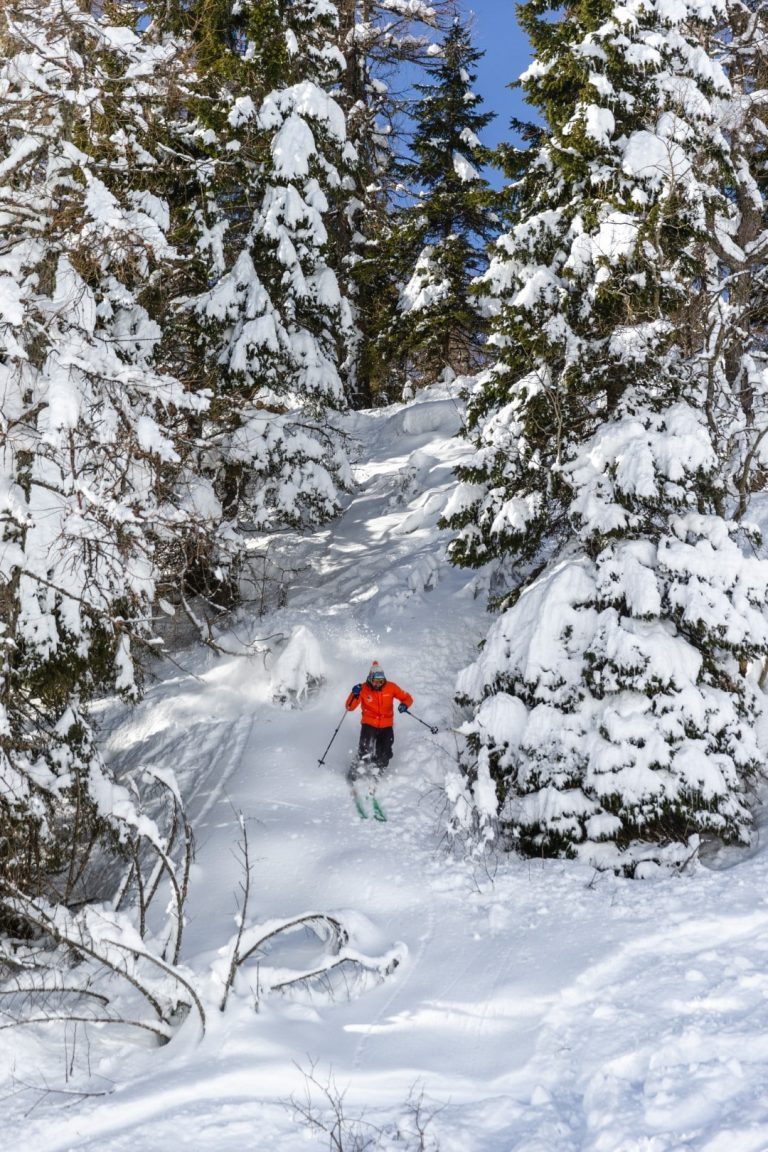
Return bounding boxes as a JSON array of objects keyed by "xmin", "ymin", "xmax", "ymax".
[
  {"xmin": 350, "ymin": 861, "xmax": 438, "ymax": 1072},
  {"xmin": 7, "ymin": 387, "xmax": 768, "ymax": 1152}
]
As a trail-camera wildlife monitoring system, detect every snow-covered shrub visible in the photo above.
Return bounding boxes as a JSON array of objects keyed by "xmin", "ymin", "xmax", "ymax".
[
  {"xmin": 446, "ymin": 0, "xmax": 768, "ymax": 868},
  {"xmin": 0, "ymin": 765, "xmax": 204, "ymax": 1041}
]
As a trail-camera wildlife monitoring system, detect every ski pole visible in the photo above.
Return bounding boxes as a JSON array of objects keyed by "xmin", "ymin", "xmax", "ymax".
[
  {"xmin": 318, "ymin": 709, "xmax": 348, "ymax": 766},
  {"xmin": 402, "ymin": 708, "xmax": 439, "ymax": 735}
]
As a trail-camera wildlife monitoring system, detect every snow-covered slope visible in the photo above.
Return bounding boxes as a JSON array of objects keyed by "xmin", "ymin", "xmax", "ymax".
[{"xmin": 5, "ymin": 386, "xmax": 768, "ymax": 1152}]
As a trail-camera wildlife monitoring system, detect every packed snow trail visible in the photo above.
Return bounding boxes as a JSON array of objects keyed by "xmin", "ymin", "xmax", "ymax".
[{"xmin": 6, "ymin": 385, "xmax": 768, "ymax": 1152}]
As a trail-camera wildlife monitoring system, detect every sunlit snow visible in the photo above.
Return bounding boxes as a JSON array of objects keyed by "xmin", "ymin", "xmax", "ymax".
[{"xmin": 5, "ymin": 384, "xmax": 768, "ymax": 1151}]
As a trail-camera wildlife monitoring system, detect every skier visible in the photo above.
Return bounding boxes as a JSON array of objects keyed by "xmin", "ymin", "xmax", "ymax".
[{"xmin": 345, "ymin": 661, "xmax": 413, "ymax": 781}]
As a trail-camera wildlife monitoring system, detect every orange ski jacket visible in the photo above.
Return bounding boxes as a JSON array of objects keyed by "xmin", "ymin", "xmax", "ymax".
[{"xmin": 345, "ymin": 681, "xmax": 413, "ymax": 729}]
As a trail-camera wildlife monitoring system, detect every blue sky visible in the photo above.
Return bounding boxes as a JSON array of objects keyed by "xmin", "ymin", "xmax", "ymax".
[{"xmin": 463, "ymin": 0, "xmax": 532, "ymax": 147}]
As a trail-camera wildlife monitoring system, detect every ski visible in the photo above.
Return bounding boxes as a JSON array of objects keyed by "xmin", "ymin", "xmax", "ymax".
[
  {"xmin": 349, "ymin": 778, "xmax": 387, "ymax": 822},
  {"xmin": 370, "ymin": 796, "xmax": 387, "ymax": 822},
  {"xmin": 350, "ymin": 786, "xmax": 369, "ymax": 819}
]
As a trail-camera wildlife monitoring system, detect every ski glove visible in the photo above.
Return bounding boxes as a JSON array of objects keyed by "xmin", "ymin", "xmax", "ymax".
[
  {"xmin": 352, "ymin": 684, "xmax": 362, "ymax": 697},
  {"xmin": 398, "ymin": 703, "xmax": 409, "ymax": 713}
]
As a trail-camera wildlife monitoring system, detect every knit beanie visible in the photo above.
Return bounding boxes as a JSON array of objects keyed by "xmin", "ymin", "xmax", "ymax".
[{"xmin": 368, "ymin": 660, "xmax": 386, "ymax": 682}]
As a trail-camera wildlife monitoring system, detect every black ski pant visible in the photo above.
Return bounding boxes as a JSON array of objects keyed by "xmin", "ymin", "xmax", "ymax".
[{"xmin": 351, "ymin": 724, "xmax": 394, "ymax": 778}]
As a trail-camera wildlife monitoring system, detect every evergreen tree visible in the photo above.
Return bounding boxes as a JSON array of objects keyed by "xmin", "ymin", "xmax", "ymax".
[
  {"xmin": 0, "ymin": 0, "xmax": 213, "ymax": 907},
  {"xmin": 184, "ymin": 0, "xmax": 356, "ymax": 562},
  {"xmin": 446, "ymin": 0, "xmax": 768, "ymax": 871},
  {"xmin": 382, "ymin": 16, "xmax": 497, "ymax": 388},
  {"xmin": 333, "ymin": 0, "xmax": 449, "ymax": 403},
  {"xmin": 714, "ymin": 2, "xmax": 768, "ymax": 520}
]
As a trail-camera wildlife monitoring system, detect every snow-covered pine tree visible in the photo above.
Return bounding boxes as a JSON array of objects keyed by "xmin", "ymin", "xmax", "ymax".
[
  {"xmin": 333, "ymin": 0, "xmax": 444, "ymax": 404},
  {"xmin": 187, "ymin": 0, "xmax": 356, "ymax": 556},
  {"xmin": 0, "ymin": 0, "xmax": 212, "ymax": 909},
  {"xmin": 381, "ymin": 15, "xmax": 497, "ymax": 389},
  {"xmin": 716, "ymin": 3, "xmax": 768, "ymax": 522},
  {"xmin": 446, "ymin": 0, "xmax": 768, "ymax": 871}
]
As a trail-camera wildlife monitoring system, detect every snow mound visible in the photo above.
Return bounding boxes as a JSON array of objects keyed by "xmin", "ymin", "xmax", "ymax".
[
  {"xmin": 389, "ymin": 398, "xmax": 463, "ymax": 438},
  {"xmin": 270, "ymin": 624, "xmax": 325, "ymax": 706}
]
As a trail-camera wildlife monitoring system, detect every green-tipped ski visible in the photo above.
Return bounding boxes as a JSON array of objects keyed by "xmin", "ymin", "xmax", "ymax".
[
  {"xmin": 370, "ymin": 796, "xmax": 387, "ymax": 822},
  {"xmin": 350, "ymin": 786, "xmax": 387, "ymax": 822},
  {"xmin": 351, "ymin": 786, "xmax": 369, "ymax": 819}
]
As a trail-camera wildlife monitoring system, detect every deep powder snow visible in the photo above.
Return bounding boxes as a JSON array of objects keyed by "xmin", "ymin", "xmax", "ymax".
[{"xmin": 4, "ymin": 386, "xmax": 768, "ymax": 1152}]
